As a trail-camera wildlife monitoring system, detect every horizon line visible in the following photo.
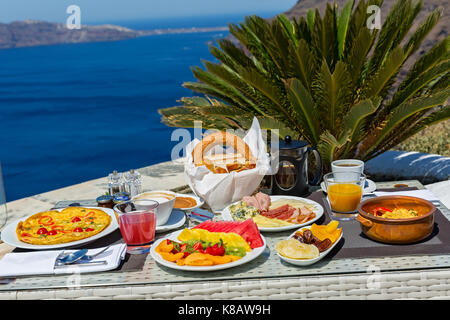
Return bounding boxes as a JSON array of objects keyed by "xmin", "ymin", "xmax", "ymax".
[{"xmin": 1, "ymin": 10, "xmax": 282, "ymax": 26}]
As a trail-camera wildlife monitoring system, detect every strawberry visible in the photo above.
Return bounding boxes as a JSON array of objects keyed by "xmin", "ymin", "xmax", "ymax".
[
  {"xmin": 192, "ymin": 241, "xmax": 204, "ymax": 253},
  {"xmin": 205, "ymin": 240, "xmax": 225, "ymax": 256}
]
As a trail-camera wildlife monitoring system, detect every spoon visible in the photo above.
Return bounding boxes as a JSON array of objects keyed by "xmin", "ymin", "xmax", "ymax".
[{"xmin": 55, "ymin": 249, "xmax": 88, "ymax": 266}]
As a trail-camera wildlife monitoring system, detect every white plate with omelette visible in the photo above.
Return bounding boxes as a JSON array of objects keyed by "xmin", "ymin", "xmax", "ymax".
[
  {"xmin": 1, "ymin": 207, "xmax": 118, "ymax": 250},
  {"xmin": 221, "ymin": 195, "xmax": 324, "ymax": 232}
]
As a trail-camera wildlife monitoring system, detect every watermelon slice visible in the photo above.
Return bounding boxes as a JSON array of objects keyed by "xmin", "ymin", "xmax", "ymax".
[
  {"xmin": 194, "ymin": 220, "xmax": 238, "ymax": 233},
  {"xmin": 193, "ymin": 220, "xmax": 215, "ymax": 231},
  {"xmin": 193, "ymin": 219, "xmax": 264, "ymax": 249},
  {"xmin": 222, "ymin": 221, "xmax": 241, "ymax": 233},
  {"xmin": 230, "ymin": 219, "xmax": 264, "ymax": 249}
]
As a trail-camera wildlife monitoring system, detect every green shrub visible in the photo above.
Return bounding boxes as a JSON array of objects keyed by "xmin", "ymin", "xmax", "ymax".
[{"xmin": 394, "ymin": 120, "xmax": 450, "ymax": 156}]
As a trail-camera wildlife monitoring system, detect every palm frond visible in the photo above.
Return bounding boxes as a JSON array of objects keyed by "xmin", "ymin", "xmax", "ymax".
[
  {"xmin": 237, "ymin": 67, "xmax": 297, "ymax": 127},
  {"xmin": 392, "ymin": 0, "xmax": 422, "ymax": 53},
  {"xmin": 336, "ymin": 0, "xmax": 354, "ymax": 59},
  {"xmin": 158, "ymin": 104, "xmax": 240, "ymax": 130},
  {"xmin": 311, "ymin": 4, "xmax": 338, "ymax": 69},
  {"xmin": 179, "ymin": 96, "xmax": 217, "ymax": 107},
  {"xmin": 229, "ymin": 19, "xmax": 279, "ymax": 77},
  {"xmin": 277, "ymin": 14, "xmax": 298, "ymax": 46},
  {"xmin": 399, "ymin": 36, "xmax": 449, "ymax": 92},
  {"xmin": 344, "ymin": 26, "xmax": 376, "ymax": 90},
  {"xmin": 404, "ymin": 6, "xmax": 443, "ymax": 57},
  {"xmin": 211, "ymin": 38, "xmax": 255, "ymax": 72},
  {"xmin": 361, "ymin": 46, "xmax": 406, "ymax": 100},
  {"xmin": 366, "ymin": 88, "xmax": 450, "ymax": 155},
  {"xmin": 202, "ymin": 61, "xmax": 268, "ymax": 116},
  {"xmin": 367, "ymin": 105, "xmax": 450, "ymax": 158},
  {"xmin": 389, "ymin": 59, "xmax": 450, "ymax": 110},
  {"xmin": 365, "ymin": 0, "xmax": 412, "ymax": 76},
  {"xmin": 284, "ymin": 78, "xmax": 320, "ymax": 144},
  {"xmin": 182, "ymin": 81, "xmax": 245, "ymax": 108},
  {"xmin": 312, "ymin": 60, "xmax": 355, "ymax": 131},
  {"xmin": 341, "ymin": 98, "xmax": 380, "ymax": 142},
  {"xmin": 288, "ymin": 39, "xmax": 317, "ymax": 90},
  {"xmin": 345, "ymin": 0, "xmax": 371, "ymax": 54},
  {"xmin": 306, "ymin": 9, "xmax": 315, "ymax": 32},
  {"xmin": 190, "ymin": 65, "xmax": 254, "ymax": 110},
  {"xmin": 427, "ymin": 72, "xmax": 450, "ymax": 94},
  {"xmin": 317, "ymin": 131, "xmax": 348, "ymax": 164}
]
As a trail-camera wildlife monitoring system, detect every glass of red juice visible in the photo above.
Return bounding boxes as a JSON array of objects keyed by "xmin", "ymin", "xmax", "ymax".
[{"xmin": 114, "ymin": 199, "xmax": 158, "ymax": 254}]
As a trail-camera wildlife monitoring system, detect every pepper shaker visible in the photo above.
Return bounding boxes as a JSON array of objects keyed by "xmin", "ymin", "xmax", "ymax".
[
  {"xmin": 123, "ymin": 169, "xmax": 142, "ymax": 198},
  {"xmin": 108, "ymin": 170, "xmax": 123, "ymax": 195}
]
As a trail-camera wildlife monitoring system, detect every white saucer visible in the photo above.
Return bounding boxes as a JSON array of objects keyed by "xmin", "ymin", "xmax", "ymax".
[
  {"xmin": 320, "ymin": 179, "xmax": 376, "ymax": 194},
  {"xmin": 156, "ymin": 209, "xmax": 186, "ymax": 233}
]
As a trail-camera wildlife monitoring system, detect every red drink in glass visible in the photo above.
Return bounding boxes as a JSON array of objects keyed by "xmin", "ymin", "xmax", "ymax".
[
  {"xmin": 119, "ymin": 211, "xmax": 156, "ymax": 245},
  {"xmin": 114, "ymin": 199, "xmax": 158, "ymax": 254}
]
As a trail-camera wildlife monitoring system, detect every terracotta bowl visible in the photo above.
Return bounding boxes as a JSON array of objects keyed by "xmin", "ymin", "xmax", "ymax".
[{"xmin": 356, "ymin": 196, "xmax": 435, "ymax": 244}]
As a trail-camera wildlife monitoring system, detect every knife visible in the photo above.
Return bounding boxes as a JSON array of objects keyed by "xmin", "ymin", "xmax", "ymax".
[{"xmin": 54, "ymin": 260, "xmax": 107, "ymax": 268}]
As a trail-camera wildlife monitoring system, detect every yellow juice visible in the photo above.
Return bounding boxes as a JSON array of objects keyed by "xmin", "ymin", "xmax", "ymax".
[{"xmin": 328, "ymin": 183, "xmax": 362, "ymax": 212}]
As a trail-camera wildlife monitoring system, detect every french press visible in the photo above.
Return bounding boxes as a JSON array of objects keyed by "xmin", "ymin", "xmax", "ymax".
[{"xmin": 270, "ymin": 136, "xmax": 322, "ymax": 196}]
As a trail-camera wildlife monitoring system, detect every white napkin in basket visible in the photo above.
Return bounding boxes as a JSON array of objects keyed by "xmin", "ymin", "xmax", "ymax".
[
  {"xmin": 0, "ymin": 244, "xmax": 127, "ymax": 277},
  {"xmin": 184, "ymin": 117, "xmax": 271, "ymax": 212}
]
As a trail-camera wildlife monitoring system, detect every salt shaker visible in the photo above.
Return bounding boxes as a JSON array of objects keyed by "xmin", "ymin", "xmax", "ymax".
[
  {"xmin": 123, "ymin": 169, "xmax": 142, "ymax": 198},
  {"xmin": 108, "ymin": 170, "xmax": 123, "ymax": 195}
]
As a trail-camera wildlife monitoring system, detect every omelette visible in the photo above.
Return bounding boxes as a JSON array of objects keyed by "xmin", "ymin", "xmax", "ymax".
[{"xmin": 16, "ymin": 207, "xmax": 111, "ymax": 245}]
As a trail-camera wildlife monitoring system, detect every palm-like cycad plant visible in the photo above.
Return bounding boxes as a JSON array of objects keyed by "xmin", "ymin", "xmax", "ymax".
[{"xmin": 159, "ymin": 0, "xmax": 450, "ymax": 167}]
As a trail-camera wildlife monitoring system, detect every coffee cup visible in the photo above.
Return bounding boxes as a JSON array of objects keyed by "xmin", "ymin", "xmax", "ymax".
[
  {"xmin": 331, "ymin": 159, "xmax": 364, "ymax": 182},
  {"xmin": 133, "ymin": 190, "xmax": 176, "ymax": 226}
]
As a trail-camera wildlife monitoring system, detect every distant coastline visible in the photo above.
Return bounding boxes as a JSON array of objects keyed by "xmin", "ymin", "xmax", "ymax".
[{"xmin": 0, "ymin": 20, "xmax": 228, "ymax": 49}]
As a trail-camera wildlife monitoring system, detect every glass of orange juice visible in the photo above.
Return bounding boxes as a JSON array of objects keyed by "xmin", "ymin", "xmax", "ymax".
[{"xmin": 323, "ymin": 171, "xmax": 366, "ymax": 221}]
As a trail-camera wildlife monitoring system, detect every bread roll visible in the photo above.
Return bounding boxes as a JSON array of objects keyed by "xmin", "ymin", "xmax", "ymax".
[{"xmin": 192, "ymin": 131, "xmax": 256, "ymax": 173}]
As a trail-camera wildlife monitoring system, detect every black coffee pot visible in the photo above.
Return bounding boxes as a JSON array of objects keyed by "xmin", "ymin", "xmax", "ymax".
[{"xmin": 270, "ymin": 136, "xmax": 322, "ymax": 196}]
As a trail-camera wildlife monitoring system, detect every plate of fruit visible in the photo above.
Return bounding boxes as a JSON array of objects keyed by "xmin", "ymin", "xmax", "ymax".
[{"xmin": 150, "ymin": 219, "xmax": 266, "ymax": 271}]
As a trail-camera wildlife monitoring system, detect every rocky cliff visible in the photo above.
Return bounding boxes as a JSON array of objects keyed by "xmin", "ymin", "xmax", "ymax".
[
  {"xmin": 0, "ymin": 20, "xmax": 142, "ymax": 49},
  {"xmin": 0, "ymin": 20, "xmax": 227, "ymax": 49}
]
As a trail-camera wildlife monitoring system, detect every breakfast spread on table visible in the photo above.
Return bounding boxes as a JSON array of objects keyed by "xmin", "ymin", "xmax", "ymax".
[
  {"xmin": 0, "ymin": 134, "xmax": 442, "ymax": 277},
  {"xmin": 16, "ymin": 207, "xmax": 112, "ymax": 245}
]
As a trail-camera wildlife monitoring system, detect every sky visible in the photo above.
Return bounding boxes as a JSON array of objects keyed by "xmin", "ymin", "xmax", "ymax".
[{"xmin": 0, "ymin": 0, "xmax": 298, "ymax": 24}]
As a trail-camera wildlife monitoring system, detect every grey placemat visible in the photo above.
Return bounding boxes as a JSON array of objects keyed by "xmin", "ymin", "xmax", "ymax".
[{"xmin": 307, "ymin": 188, "xmax": 450, "ymax": 260}]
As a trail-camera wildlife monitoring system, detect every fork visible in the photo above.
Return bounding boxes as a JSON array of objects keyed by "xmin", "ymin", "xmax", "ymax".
[{"xmin": 79, "ymin": 246, "xmax": 111, "ymax": 261}]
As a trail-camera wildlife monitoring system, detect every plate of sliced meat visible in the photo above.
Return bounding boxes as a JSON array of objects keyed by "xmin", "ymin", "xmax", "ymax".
[{"xmin": 222, "ymin": 192, "xmax": 324, "ymax": 232}]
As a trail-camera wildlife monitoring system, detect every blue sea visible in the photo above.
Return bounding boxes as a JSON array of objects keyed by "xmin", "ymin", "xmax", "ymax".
[{"xmin": 0, "ymin": 12, "xmax": 278, "ymax": 201}]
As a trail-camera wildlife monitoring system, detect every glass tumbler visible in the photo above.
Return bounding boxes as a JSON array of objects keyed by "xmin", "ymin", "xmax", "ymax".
[
  {"xmin": 114, "ymin": 199, "xmax": 158, "ymax": 254},
  {"xmin": 323, "ymin": 171, "xmax": 366, "ymax": 221}
]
